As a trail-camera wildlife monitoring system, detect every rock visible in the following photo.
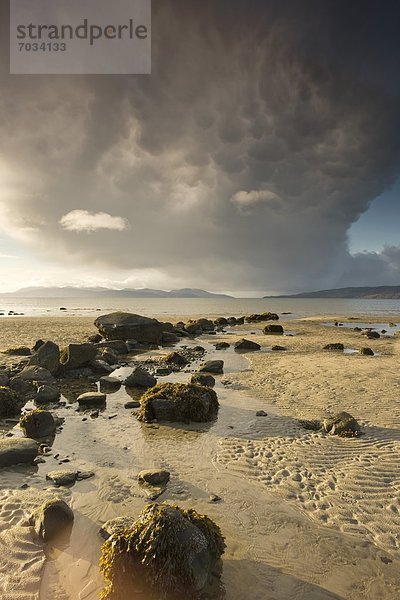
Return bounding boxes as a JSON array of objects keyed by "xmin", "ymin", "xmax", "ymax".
[
  {"xmin": 214, "ymin": 317, "xmax": 228, "ymax": 326},
  {"xmin": 94, "ymin": 312, "xmax": 173, "ymax": 344},
  {"xmin": 124, "ymin": 366, "xmax": 157, "ymax": 389},
  {"xmin": 8, "ymin": 376, "xmax": 36, "ymax": 397},
  {"xmin": 3, "ymin": 346, "xmax": 32, "ymax": 356},
  {"xmin": 138, "ymin": 469, "xmax": 170, "ymax": 486},
  {"xmin": 29, "ymin": 499, "xmax": 74, "ymax": 541},
  {"xmin": 185, "ymin": 322, "xmax": 203, "ymax": 335},
  {"xmin": 99, "ymin": 376, "xmax": 121, "ymax": 392},
  {"xmin": 60, "ymin": 343, "xmax": 97, "ymax": 369},
  {"xmin": 354, "ymin": 327, "xmax": 362, "ymax": 332},
  {"xmin": 0, "ymin": 386, "xmax": 24, "ymax": 417},
  {"xmin": 214, "ymin": 342, "xmax": 230, "ymax": 350},
  {"xmin": 272, "ymin": 345, "xmax": 287, "ymax": 351},
  {"xmin": 199, "ymin": 360, "xmax": 224, "ymax": 374},
  {"xmin": 190, "ymin": 373, "xmax": 216, "ymax": 388},
  {"xmin": 89, "ymin": 359, "xmax": 115, "ymax": 373},
  {"xmin": 97, "ymin": 348, "xmax": 119, "ymax": 365},
  {"xmin": 234, "ymin": 339, "xmax": 261, "ymax": 351},
  {"xmin": 164, "ymin": 351, "xmax": 188, "ymax": 366},
  {"xmin": 366, "ymin": 331, "xmax": 380, "ymax": 339},
  {"xmin": 88, "ymin": 334, "xmax": 103, "ymax": 343},
  {"xmin": 263, "ymin": 324, "xmax": 284, "ymax": 335},
  {"xmin": 298, "ymin": 419, "xmax": 322, "ymax": 431},
  {"xmin": 0, "ymin": 438, "xmax": 38, "ymax": 467},
  {"xmin": 17, "ymin": 365, "xmax": 55, "ymax": 383},
  {"xmin": 323, "ymin": 412, "xmax": 361, "ymax": 437},
  {"xmin": 256, "ymin": 410, "xmax": 268, "ymax": 417},
  {"xmin": 99, "ymin": 516, "xmax": 136, "ymax": 540},
  {"xmin": 138, "ymin": 382, "xmax": 219, "ymax": 423},
  {"xmin": 77, "ymin": 392, "xmax": 107, "ymax": 407},
  {"xmin": 323, "ymin": 343, "xmax": 344, "ymax": 351},
  {"xmin": 96, "ymin": 340, "xmax": 129, "ymax": 354},
  {"xmin": 124, "ymin": 400, "xmax": 140, "ymax": 409},
  {"xmin": 247, "ymin": 312, "xmax": 279, "ymax": 322},
  {"xmin": 46, "ymin": 470, "xmax": 77, "ymax": 486},
  {"xmin": 161, "ymin": 331, "xmax": 180, "ymax": 345},
  {"xmin": 76, "ymin": 470, "xmax": 95, "ymax": 480},
  {"xmin": 360, "ymin": 347, "xmax": 374, "ymax": 356},
  {"xmin": 28, "ymin": 341, "xmax": 60, "ymax": 375},
  {"xmin": 32, "ymin": 339, "xmax": 45, "ymax": 351},
  {"xmin": 20, "ymin": 409, "xmax": 56, "ymax": 438},
  {"xmin": 99, "ymin": 503, "xmax": 225, "ymax": 599},
  {"xmin": 209, "ymin": 494, "xmax": 222, "ymax": 503},
  {"xmin": 34, "ymin": 384, "xmax": 61, "ymax": 404},
  {"xmin": 0, "ymin": 371, "xmax": 9, "ymax": 386}
]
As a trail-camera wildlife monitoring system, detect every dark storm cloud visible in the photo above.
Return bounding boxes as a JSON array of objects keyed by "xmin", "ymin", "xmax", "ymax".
[{"xmin": 1, "ymin": 0, "xmax": 400, "ymax": 292}]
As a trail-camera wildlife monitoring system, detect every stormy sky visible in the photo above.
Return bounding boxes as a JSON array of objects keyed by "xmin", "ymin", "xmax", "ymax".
[{"xmin": 1, "ymin": 0, "xmax": 400, "ymax": 295}]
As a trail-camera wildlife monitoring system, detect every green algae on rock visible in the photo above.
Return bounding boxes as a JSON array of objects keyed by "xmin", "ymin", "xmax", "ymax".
[
  {"xmin": 0, "ymin": 385, "xmax": 24, "ymax": 417},
  {"xmin": 99, "ymin": 503, "xmax": 225, "ymax": 600},
  {"xmin": 137, "ymin": 382, "xmax": 219, "ymax": 423}
]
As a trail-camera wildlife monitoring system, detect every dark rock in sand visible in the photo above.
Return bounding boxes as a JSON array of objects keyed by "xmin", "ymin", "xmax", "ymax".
[
  {"xmin": 97, "ymin": 348, "xmax": 119, "ymax": 365},
  {"xmin": 46, "ymin": 470, "xmax": 78, "ymax": 486},
  {"xmin": 256, "ymin": 410, "xmax": 268, "ymax": 417},
  {"xmin": 161, "ymin": 331, "xmax": 180, "ymax": 345},
  {"xmin": 125, "ymin": 400, "xmax": 140, "ymax": 409},
  {"xmin": 138, "ymin": 382, "xmax": 219, "ymax": 423},
  {"xmin": 354, "ymin": 327, "xmax": 362, "ymax": 332},
  {"xmin": 34, "ymin": 384, "xmax": 61, "ymax": 404},
  {"xmin": 28, "ymin": 341, "xmax": 60, "ymax": 375},
  {"xmin": 29, "ymin": 499, "xmax": 74, "ymax": 542},
  {"xmin": 263, "ymin": 324, "xmax": 284, "ymax": 335},
  {"xmin": 164, "ymin": 351, "xmax": 188, "ymax": 366},
  {"xmin": 138, "ymin": 469, "xmax": 170, "ymax": 486},
  {"xmin": 214, "ymin": 342, "xmax": 230, "ymax": 350},
  {"xmin": 90, "ymin": 359, "xmax": 115, "ymax": 374},
  {"xmin": 3, "ymin": 346, "xmax": 32, "ymax": 356},
  {"xmin": 60, "ymin": 343, "xmax": 97, "ymax": 370},
  {"xmin": 20, "ymin": 409, "xmax": 56, "ymax": 438},
  {"xmin": 17, "ymin": 365, "xmax": 55, "ymax": 383},
  {"xmin": 124, "ymin": 366, "xmax": 157, "ymax": 389},
  {"xmin": 0, "ymin": 386, "xmax": 24, "ymax": 417},
  {"xmin": 77, "ymin": 392, "xmax": 106, "ymax": 407},
  {"xmin": 323, "ymin": 412, "xmax": 361, "ymax": 437},
  {"xmin": 298, "ymin": 419, "xmax": 322, "ymax": 431},
  {"xmin": 247, "ymin": 312, "xmax": 279, "ymax": 323},
  {"xmin": 234, "ymin": 339, "xmax": 261, "ymax": 351},
  {"xmin": 323, "ymin": 343, "xmax": 344, "ymax": 351},
  {"xmin": 99, "ymin": 376, "xmax": 121, "ymax": 392},
  {"xmin": 88, "ymin": 334, "xmax": 103, "ymax": 344},
  {"xmin": 94, "ymin": 312, "xmax": 174, "ymax": 344},
  {"xmin": 199, "ymin": 360, "xmax": 224, "ymax": 374},
  {"xmin": 365, "ymin": 331, "xmax": 380, "ymax": 339},
  {"xmin": 0, "ymin": 370, "xmax": 9, "ymax": 386},
  {"xmin": 0, "ymin": 438, "xmax": 38, "ymax": 467},
  {"xmin": 272, "ymin": 345, "xmax": 287, "ymax": 351},
  {"xmin": 214, "ymin": 317, "xmax": 228, "ymax": 326},
  {"xmin": 360, "ymin": 347, "xmax": 374, "ymax": 356},
  {"xmin": 8, "ymin": 376, "xmax": 36, "ymax": 397},
  {"xmin": 99, "ymin": 503, "xmax": 225, "ymax": 600},
  {"xmin": 190, "ymin": 373, "xmax": 216, "ymax": 388},
  {"xmin": 32, "ymin": 339, "xmax": 45, "ymax": 351}
]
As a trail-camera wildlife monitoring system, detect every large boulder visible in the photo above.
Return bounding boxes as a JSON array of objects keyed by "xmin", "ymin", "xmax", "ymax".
[
  {"xmin": 20, "ymin": 409, "xmax": 56, "ymax": 438},
  {"xmin": 323, "ymin": 412, "xmax": 361, "ymax": 437},
  {"xmin": 29, "ymin": 499, "xmax": 74, "ymax": 542},
  {"xmin": 28, "ymin": 341, "xmax": 60, "ymax": 375},
  {"xmin": 99, "ymin": 376, "xmax": 122, "ymax": 392},
  {"xmin": 34, "ymin": 384, "xmax": 61, "ymax": 404},
  {"xmin": 0, "ymin": 438, "xmax": 38, "ymax": 467},
  {"xmin": 0, "ymin": 386, "xmax": 24, "ymax": 417},
  {"xmin": 94, "ymin": 313, "xmax": 173, "ymax": 344},
  {"xmin": 138, "ymin": 382, "xmax": 219, "ymax": 423},
  {"xmin": 99, "ymin": 503, "xmax": 225, "ymax": 600},
  {"xmin": 60, "ymin": 343, "xmax": 97, "ymax": 369},
  {"xmin": 124, "ymin": 367, "xmax": 157, "ymax": 389}
]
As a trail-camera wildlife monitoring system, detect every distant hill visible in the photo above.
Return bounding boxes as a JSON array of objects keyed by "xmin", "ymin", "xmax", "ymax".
[
  {"xmin": 264, "ymin": 286, "xmax": 400, "ymax": 299},
  {"xmin": 0, "ymin": 286, "xmax": 233, "ymax": 299}
]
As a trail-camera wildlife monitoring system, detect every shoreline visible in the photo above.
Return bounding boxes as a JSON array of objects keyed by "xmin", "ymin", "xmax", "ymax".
[{"xmin": 0, "ymin": 312, "xmax": 400, "ymax": 598}]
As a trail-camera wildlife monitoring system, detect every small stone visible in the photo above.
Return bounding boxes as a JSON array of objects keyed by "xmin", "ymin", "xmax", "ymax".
[
  {"xmin": 138, "ymin": 469, "xmax": 170, "ymax": 486},
  {"xmin": 124, "ymin": 400, "xmax": 140, "ymax": 409},
  {"xmin": 256, "ymin": 410, "xmax": 268, "ymax": 417},
  {"xmin": 77, "ymin": 392, "xmax": 106, "ymax": 408},
  {"xmin": 209, "ymin": 494, "xmax": 221, "ymax": 502}
]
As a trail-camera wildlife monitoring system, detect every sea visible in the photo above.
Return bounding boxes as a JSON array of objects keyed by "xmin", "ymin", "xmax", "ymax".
[{"xmin": 1, "ymin": 296, "xmax": 400, "ymax": 319}]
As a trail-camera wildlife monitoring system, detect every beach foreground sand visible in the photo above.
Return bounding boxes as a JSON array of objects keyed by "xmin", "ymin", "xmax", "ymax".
[{"xmin": 0, "ymin": 313, "xmax": 399, "ymax": 599}]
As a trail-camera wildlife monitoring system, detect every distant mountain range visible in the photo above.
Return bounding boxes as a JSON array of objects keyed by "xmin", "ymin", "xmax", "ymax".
[
  {"xmin": 265, "ymin": 286, "xmax": 400, "ymax": 299},
  {"xmin": 0, "ymin": 286, "xmax": 232, "ymax": 299}
]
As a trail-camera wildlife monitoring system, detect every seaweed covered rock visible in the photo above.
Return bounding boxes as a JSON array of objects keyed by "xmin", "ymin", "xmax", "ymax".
[
  {"xmin": 29, "ymin": 499, "xmax": 74, "ymax": 541},
  {"xmin": 0, "ymin": 386, "xmax": 24, "ymax": 417},
  {"xmin": 94, "ymin": 313, "xmax": 173, "ymax": 343},
  {"xmin": 323, "ymin": 412, "xmax": 361, "ymax": 437},
  {"xmin": 360, "ymin": 347, "xmax": 374, "ymax": 356},
  {"xmin": 99, "ymin": 503, "xmax": 225, "ymax": 600},
  {"xmin": 190, "ymin": 373, "xmax": 216, "ymax": 388},
  {"xmin": 20, "ymin": 409, "xmax": 56, "ymax": 438},
  {"xmin": 138, "ymin": 382, "xmax": 219, "ymax": 423}
]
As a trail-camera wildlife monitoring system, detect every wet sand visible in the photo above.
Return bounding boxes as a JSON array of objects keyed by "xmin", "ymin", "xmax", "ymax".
[{"xmin": 0, "ymin": 314, "xmax": 400, "ymax": 599}]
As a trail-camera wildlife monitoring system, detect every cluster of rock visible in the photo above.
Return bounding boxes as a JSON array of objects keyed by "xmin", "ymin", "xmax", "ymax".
[{"xmin": 299, "ymin": 412, "xmax": 361, "ymax": 437}]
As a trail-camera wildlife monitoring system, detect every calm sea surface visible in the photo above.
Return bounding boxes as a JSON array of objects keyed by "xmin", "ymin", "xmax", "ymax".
[{"xmin": 1, "ymin": 296, "xmax": 400, "ymax": 319}]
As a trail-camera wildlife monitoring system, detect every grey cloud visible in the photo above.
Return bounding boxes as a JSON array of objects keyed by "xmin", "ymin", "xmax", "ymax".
[{"xmin": 0, "ymin": 0, "xmax": 400, "ymax": 292}]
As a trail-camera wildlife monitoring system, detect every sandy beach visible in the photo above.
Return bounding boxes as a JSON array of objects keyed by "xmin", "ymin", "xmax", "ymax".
[{"xmin": 1, "ymin": 312, "xmax": 400, "ymax": 599}]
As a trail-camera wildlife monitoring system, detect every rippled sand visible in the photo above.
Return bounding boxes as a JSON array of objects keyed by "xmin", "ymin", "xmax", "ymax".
[{"xmin": 0, "ymin": 314, "xmax": 400, "ymax": 599}]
